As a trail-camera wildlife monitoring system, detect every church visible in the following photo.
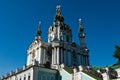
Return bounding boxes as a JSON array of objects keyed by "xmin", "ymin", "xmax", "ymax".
[{"xmin": 1, "ymin": 5, "xmax": 120, "ymax": 80}]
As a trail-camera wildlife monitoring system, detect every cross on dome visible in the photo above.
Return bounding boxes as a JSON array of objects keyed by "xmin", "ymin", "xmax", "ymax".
[
  {"xmin": 56, "ymin": 5, "xmax": 61, "ymax": 16},
  {"xmin": 56, "ymin": 5, "xmax": 61, "ymax": 10},
  {"xmin": 78, "ymin": 18, "xmax": 84, "ymax": 33},
  {"xmin": 38, "ymin": 21, "xmax": 41, "ymax": 26},
  {"xmin": 79, "ymin": 18, "xmax": 82, "ymax": 25}
]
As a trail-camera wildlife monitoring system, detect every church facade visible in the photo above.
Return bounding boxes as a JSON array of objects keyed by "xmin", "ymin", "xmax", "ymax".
[{"xmin": 2, "ymin": 5, "xmax": 120, "ymax": 80}]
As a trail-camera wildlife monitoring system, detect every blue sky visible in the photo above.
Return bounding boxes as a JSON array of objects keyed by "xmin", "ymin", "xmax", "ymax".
[{"xmin": 0, "ymin": 0, "xmax": 120, "ymax": 76}]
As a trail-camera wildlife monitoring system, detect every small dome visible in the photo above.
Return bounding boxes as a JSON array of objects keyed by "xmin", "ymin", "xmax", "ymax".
[{"xmin": 54, "ymin": 15, "xmax": 64, "ymax": 22}]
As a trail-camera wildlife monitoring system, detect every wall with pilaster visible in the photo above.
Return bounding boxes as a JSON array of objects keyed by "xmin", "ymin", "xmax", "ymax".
[{"xmin": 27, "ymin": 41, "xmax": 49, "ymax": 66}]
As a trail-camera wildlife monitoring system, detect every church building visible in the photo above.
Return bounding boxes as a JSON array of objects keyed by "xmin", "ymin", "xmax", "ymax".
[
  {"xmin": 2, "ymin": 5, "xmax": 108, "ymax": 80},
  {"xmin": 26, "ymin": 5, "xmax": 89, "ymax": 69}
]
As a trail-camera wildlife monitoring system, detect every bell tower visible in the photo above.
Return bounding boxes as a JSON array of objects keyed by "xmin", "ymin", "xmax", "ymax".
[
  {"xmin": 78, "ymin": 18, "xmax": 90, "ymax": 66},
  {"xmin": 26, "ymin": 22, "xmax": 48, "ymax": 66},
  {"xmin": 78, "ymin": 19, "xmax": 87, "ymax": 48}
]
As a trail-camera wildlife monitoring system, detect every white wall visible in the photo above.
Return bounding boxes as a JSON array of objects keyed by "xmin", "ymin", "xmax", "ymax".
[
  {"xmin": 3, "ymin": 67, "xmax": 33, "ymax": 80},
  {"xmin": 60, "ymin": 69, "xmax": 72, "ymax": 80}
]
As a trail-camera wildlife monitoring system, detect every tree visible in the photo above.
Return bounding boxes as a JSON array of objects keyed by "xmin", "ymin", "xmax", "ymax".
[{"xmin": 113, "ymin": 45, "xmax": 120, "ymax": 64}]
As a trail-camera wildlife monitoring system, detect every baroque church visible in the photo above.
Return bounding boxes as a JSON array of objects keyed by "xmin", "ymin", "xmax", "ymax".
[
  {"xmin": 1, "ymin": 5, "xmax": 120, "ymax": 80},
  {"xmin": 26, "ymin": 5, "xmax": 89, "ymax": 68}
]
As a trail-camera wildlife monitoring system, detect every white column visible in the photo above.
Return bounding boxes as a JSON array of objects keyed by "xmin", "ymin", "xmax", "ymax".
[
  {"xmin": 53, "ymin": 48, "xmax": 55, "ymax": 64},
  {"xmin": 59, "ymin": 48, "xmax": 61, "ymax": 64},
  {"xmin": 38, "ymin": 48, "xmax": 41, "ymax": 64},
  {"xmin": 30, "ymin": 54, "xmax": 32, "ymax": 64},
  {"xmin": 27, "ymin": 54, "xmax": 30, "ymax": 65},
  {"xmin": 58, "ymin": 25, "xmax": 60, "ymax": 40},
  {"xmin": 36, "ymin": 49, "xmax": 40, "ymax": 62},
  {"xmin": 54, "ymin": 47, "xmax": 57, "ymax": 64},
  {"xmin": 41, "ymin": 48, "xmax": 44, "ymax": 64},
  {"xmin": 57, "ymin": 47, "xmax": 59, "ymax": 64},
  {"xmin": 29, "ymin": 54, "xmax": 31, "ymax": 65},
  {"xmin": 40, "ymin": 48, "xmax": 43, "ymax": 64},
  {"xmin": 52, "ymin": 48, "xmax": 54, "ymax": 64},
  {"xmin": 43, "ymin": 49, "xmax": 46, "ymax": 64}
]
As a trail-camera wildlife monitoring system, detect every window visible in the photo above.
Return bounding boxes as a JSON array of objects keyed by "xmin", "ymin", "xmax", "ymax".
[
  {"xmin": 28, "ymin": 75, "xmax": 30, "ymax": 80},
  {"xmin": 24, "ymin": 77, "xmax": 26, "ymax": 80}
]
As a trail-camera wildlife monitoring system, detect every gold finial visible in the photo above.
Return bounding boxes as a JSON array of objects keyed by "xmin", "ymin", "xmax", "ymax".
[{"xmin": 56, "ymin": 5, "xmax": 61, "ymax": 16}]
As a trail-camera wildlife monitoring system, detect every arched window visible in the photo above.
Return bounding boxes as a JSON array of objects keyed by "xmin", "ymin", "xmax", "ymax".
[
  {"xmin": 24, "ymin": 76, "xmax": 26, "ymax": 80},
  {"xmin": 28, "ymin": 75, "xmax": 30, "ymax": 80}
]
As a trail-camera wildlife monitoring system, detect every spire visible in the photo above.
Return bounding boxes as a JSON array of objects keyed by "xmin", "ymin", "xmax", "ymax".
[
  {"xmin": 36, "ymin": 21, "xmax": 42, "ymax": 36},
  {"xmin": 54, "ymin": 5, "xmax": 64, "ymax": 22},
  {"xmin": 78, "ymin": 18, "xmax": 85, "ymax": 38},
  {"xmin": 78, "ymin": 18, "xmax": 84, "ymax": 33},
  {"xmin": 78, "ymin": 18, "xmax": 87, "ymax": 48},
  {"xmin": 35, "ymin": 21, "xmax": 42, "ymax": 41}
]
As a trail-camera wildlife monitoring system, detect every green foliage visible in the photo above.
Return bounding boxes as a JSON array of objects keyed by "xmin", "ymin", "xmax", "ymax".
[{"xmin": 113, "ymin": 45, "xmax": 120, "ymax": 63}]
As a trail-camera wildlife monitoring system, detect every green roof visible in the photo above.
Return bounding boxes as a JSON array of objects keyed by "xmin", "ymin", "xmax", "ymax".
[
  {"xmin": 109, "ymin": 65, "xmax": 120, "ymax": 70},
  {"xmin": 63, "ymin": 67, "xmax": 73, "ymax": 74},
  {"xmin": 82, "ymin": 70, "xmax": 102, "ymax": 80}
]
